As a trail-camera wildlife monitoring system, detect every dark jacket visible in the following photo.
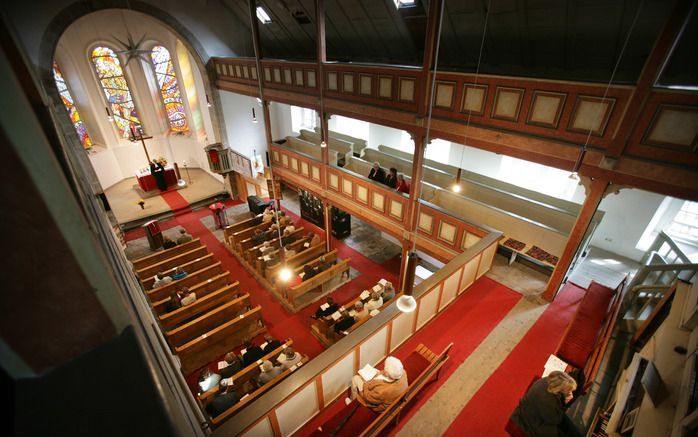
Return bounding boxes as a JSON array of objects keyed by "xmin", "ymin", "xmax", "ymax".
[
  {"xmin": 334, "ymin": 316, "xmax": 356, "ymax": 334},
  {"xmin": 510, "ymin": 377, "xmax": 566, "ymax": 437},
  {"xmin": 207, "ymin": 390, "xmax": 239, "ymax": 418},
  {"xmin": 315, "ymin": 303, "xmax": 339, "ymax": 318},
  {"xmin": 220, "ymin": 360, "xmax": 243, "ymax": 378},
  {"xmin": 368, "ymin": 167, "xmax": 386, "ymax": 183},
  {"xmin": 263, "ymin": 339, "xmax": 282, "ymax": 352},
  {"xmin": 242, "ymin": 346, "xmax": 265, "ymax": 366},
  {"xmin": 384, "ymin": 173, "xmax": 397, "ymax": 188}
]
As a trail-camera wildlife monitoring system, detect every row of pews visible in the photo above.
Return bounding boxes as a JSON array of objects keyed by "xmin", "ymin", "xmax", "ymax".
[
  {"xmin": 224, "ymin": 211, "xmax": 351, "ymax": 312},
  {"xmin": 130, "ymin": 234, "xmax": 306, "ymax": 427}
]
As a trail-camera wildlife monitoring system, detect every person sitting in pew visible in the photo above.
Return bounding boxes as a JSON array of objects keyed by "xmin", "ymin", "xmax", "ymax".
[
  {"xmin": 349, "ymin": 356, "xmax": 408, "ymax": 412},
  {"xmin": 307, "ymin": 232, "xmax": 321, "ymax": 247},
  {"xmin": 198, "ymin": 368, "xmax": 221, "ymax": 393},
  {"xmin": 316, "ymin": 255, "xmax": 334, "ymax": 274},
  {"xmin": 242, "ymin": 339, "xmax": 265, "ymax": 366},
  {"xmin": 382, "ymin": 282, "xmax": 396, "ymax": 301},
  {"xmin": 384, "ymin": 167, "xmax": 398, "ymax": 188},
  {"xmin": 262, "ymin": 206, "xmax": 275, "ymax": 223},
  {"xmin": 283, "ymin": 247, "xmax": 296, "ymax": 258},
  {"xmin": 152, "ymin": 271, "xmax": 172, "ymax": 289},
  {"xmin": 277, "ymin": 347, "xmax": 301, "ymax": 369},
  {"xmin": 176, "ymin": 229, "xmax": 193, "ymax": 244},
  {"xmin": 283, "ymin": 223, "xmax": 296, "ymax": 236},
  {"xmin": 171, "ymin": 267, "xmax": 188, "ymax": 281},
  {"xmin": 167, "ymin": 290, "xmax": 182, "ymax": 312},
  {"xmin": 220, "ymin": 353, "xmax": 243, "ymax": 379},
  {"xmin": 252, "ymin": 229, "xmax": 266, "ymax": 245},
  {"xmin": 354, "ymin": 301, "xmax": 369, "ymax": 322},
  {"xmin": 334, "ymin": 309, "xmax": 357, "ymax": 335},
  {"xmin": 162, "ymin": 237, "xmax": 177, "ymax": 249},
  {"xmin": 312, "ymin": 296, "xmax": 338, "ymax": 319},
  {"xmin": 178, "ymin": 286, "xmax": 196, "ymax": 306},
  {"xmin": 259, "ymin": 241, "xmax": 274, "ymax": 256},
  {"xmin": 207, "ymin": 379, "xmax": 240, "ymax": 418},
  {"xmin": 281, "ymin": 233, "xmax": 297, "ymax": 246},
  {"xmin": 262, "ymin": 334, "xmax": 281, "ymax": 352},
  {"xmin": 302, "ymin": 265, "xmax": 317, "ymax": 282},
  {"xmin": 266, "ymin": 253, "xmax": 280, "ymax": 269},
  {"xmin": 395, "ymin": 174, "xmax": 410, "ymax": 194},
  {"xmin": 257, "ymin": 360, "xmax": 284, "ymax": 386},
  {"xmin": 368, "ymin": 161, "xmax": 386, "ymax": 183},
  {"xmin": 365, "ymin": 292, "xmax": 384, "ymax": 312}
]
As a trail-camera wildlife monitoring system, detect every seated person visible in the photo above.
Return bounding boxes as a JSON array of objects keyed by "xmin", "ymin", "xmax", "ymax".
[
  {"xmin": 152, "ymin": 271, "xmax": 172, "ymax": 289},
  {"xmin": 176, "ymin": 229, "xmax": 193, "ymax": 244},
  {"xmin": 281, "ymin": 233, "xmax": 297, "ymax": 246},
  {"xmin": 251, "ymin": 229, "xmax": 266, "ymax": 245},
  {"xmin": 241, "ymin": 339, "xmax": 265, "ymax": 366},
  {"xmin": 384, "ymin": 167, "xmax": 398, "ymax": 188},
  {"xmin": 316, "ymin": 256, "xmax": 334, "ymax": 273},
  {"xmin": 349, "ymin": 356, "xmax": 408, "ymax": 412},
  {"xmin": 285, "ymin": 272, "xmax": 303, "ymax": 288},
  {"xmin": 313, "ymin": 296, "xmax": 339, "ymax": 319},
  {"xmin": 266, "ymin": 253, "xmax": 280, "ymax": 269},
  {"xmin": 381, "ymin": 282, "xmax": 396, "ymax": 301},
  {"xmin": 307, "ymin": 232, "xmax": 321, "ymax": 247},
  {"xmin": 257, "ymin": 360, "xmax": 284, "ymax": 386},
  {"xmin": 220, "ymin": 352, "xmax": 243, "ymax": 379},
  {"xmin": 171, "ymin": 267, "xmax": 188, "ymax": 281},
  {"xmin": 333, "ymin": 309, "xmax": 357, "ymax": 335},
  {"xmin": 259, "ymin": 241, "xmax": 274, "ymax": 256},
  {"xmin": 509, "ymin": 371, "xmax": 582, "ymax": 437},
  {"xmin": 207, "ymin": 379, "xmax": 240, "ymax": 418},
  {"xmin": 178, "ymin": 286, "xmax": 196, "ymax": 306},
  {"xmin": 302, "ymin": 264, "xmax": 317, "ymax": 282},
  {"xmin": 262, "ymin": 206, "xmax": 275, "ymax": 223},
  {"xmin": 283, "ymin": 223, "xmax": 296, "ymax": 236},
  {"xmin": 262, "ymin": 334, "xmax": 282, "ymax": 352},
  {"xmin": 365, "ymin": 292, "xmax": 384, "ymax": 312},
  {"xmin": 283, "ymin": 247, "xmax": 296, "ymax": 258},
  {"xmin": 167, "ymin": 290, "xmax": 182, "ymax": 312},
  {"xmin": 354, "ymin": 301, "xmax": 369, "ymax": 322},
  {"xmin": 368, "ymin": 161, "xmax": 386, "ymax": 183},
  {"xmin": 162, "ymin": 237, "xmax": 177, "ymax": 249},
  {"xmin": 198, "ymin": 368, "xmax": 221, "ymax": 393},
  {"xmin": 277, "ymin": 347, "xmax": 302, "ymax": 369},
  {"xmin": 395, "ymin": 174, "xmax": 410, "ymax": 194}
]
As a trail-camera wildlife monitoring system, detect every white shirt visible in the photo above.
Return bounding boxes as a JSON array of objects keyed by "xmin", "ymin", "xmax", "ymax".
[
  {"xmin": 365, "ymin": 297, "xmax": 383, "ymax": 312},
  {"xmin": 152, "ymin": 276, "xmax": 172, "ymax": 289},
  {"xmin": 278, "ymin": 352, "xmax": 301, "ymax": 369}
]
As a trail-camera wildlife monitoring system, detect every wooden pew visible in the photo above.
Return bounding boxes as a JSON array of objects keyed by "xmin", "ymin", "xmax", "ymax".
[
  {"xmin": 287, "ymin": 258, "xmax": 351, "ymax": 307},
  {"xmin": 237, "ymin": 222, "xmax": 294, "ymax": 255},
  {"xmin": 177, "ymin": 306, "xmax": 266, "ymax": 375},
  {"xmin": 143, "ymin": 255, "xmax": 218, "ymax": 292},
  {"xmin": 292, "ymin": 250, "xmax": 339, "ymax": 277},
  {"xmin": 137, "ymin": 246, "xmax": 209, "ymax": 282},
  {"xmin": 254, "ymin": 236, "xmax": 311, "ymax": 275},
  {"xmin": 159, "ymin": 286, "xmax": 244, "ymax": 332},
  {"xmin": 152, "ymin": 274, "xmax": 234, "ymax": 316},
  {"xmin": 231, "ymin": 222, "xmax": 274, "ymax": 252},
  {"xmin": 166, "ymin": 294, "xmax": 253, "ymax": 348},
  {"xmin": 198, "ymin": 340, "xmax": 294, "ymax": 405},
  {"xmin": 245, "ymin": 227, "xmax": 305, "ymax": 265},
  {"xmin": 266, "ymin": 243, "xmax": 326, "ymax": 283},
  {"xmin": 131, "ymin": 238, "xmax": 202, "ymax": 271},
  {"xmin": 223, "ymin": 215, "xmax": 262, "ymax": 246},
  {"xmin": 209, "ymin": 355, "xmax": 310, "ymax": 426}
]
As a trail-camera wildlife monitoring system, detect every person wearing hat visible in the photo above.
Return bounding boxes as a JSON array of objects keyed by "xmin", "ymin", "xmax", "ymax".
[
  {"xmin": 257, "ymin": 360, "xmax": 284, "ymax": 385},
  {"xmin": 277, "ymin": 347, "xmax": 301, "ymax": 369},
  {"xmin": 349, "ymin": 356, "xmax": 408, "ymax": 412},
  {"xmin": 207, "ymin": 379, "xmax": 240, "ymax": 418}
]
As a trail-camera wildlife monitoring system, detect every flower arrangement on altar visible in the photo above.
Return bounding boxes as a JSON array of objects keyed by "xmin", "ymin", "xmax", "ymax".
[
  {"xmin": 158, "ymin": 156, "xmax": 167, "ymax": 166},
  {"xmin": 137, "ymin": 199, "xmax": 145, "ymax": 209}
]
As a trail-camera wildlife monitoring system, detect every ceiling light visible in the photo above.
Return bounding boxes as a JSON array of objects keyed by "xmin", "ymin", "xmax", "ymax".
[
  {"xmin": 256, "ymin": 6, "xmax": 272, "ymax": 24},
  {"xmin": 396, "ymin": 295, "xmax": 417, "ymax": 313},
  {"xmin": 568, "ymin": 172, "xmax": 579, "ymax": 180},
  {"xmin": 394, "ymin": 0, "xmax": 416, "ymax": 8},
  {"xmin": 252, "ymin": 108, "xmax": 258, "ymax": 123},
  {"xmin": 452, "ymin": 183, "xmax": 461, "ymax": 193},
  {"xmin": 278, "ymin": 266, "xmax": 292, "ymax": 282},
  {"xmin": 320, "ymin": 140, "xmax": 327, "ymax": 148}
]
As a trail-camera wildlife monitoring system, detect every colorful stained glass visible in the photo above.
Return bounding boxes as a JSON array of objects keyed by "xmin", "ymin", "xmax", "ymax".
[
  {"xmin": 90, "ymin": 46, "xmax": 142, "ymax": 138},
  {"xmin": 52, "ymin": 61, "xmax": 93, "ymax": 149},
  {"xmin": 150, "ymin": 45, "xmax": 188, "ymax": 133}
]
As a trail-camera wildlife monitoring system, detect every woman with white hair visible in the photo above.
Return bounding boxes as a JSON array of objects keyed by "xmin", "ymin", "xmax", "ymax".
[
  {"xmin": 349, "ymin": 356, "xmax": 408, "ymax": 412},
  {"xmin": 509, "ymin": 371, "xmax": 582, "ymax": 437}
]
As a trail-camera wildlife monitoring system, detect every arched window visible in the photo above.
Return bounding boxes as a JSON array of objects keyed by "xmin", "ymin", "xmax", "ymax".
[
  {"xmin": 150, "ymin": 45, "xmax": 188, "ymax": 133},
  {"xmin": 91, "ymin": 46, "xmax": 142, "ymax": 138},
  {"xmin": 52, "ymin": 61, "xmax": 93, "ymax": 149}
]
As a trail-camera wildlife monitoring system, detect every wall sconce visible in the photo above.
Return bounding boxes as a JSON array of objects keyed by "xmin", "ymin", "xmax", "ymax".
[
  {"xmin": 105, "ymin": 106, "xmax": 113, "ymax": 122},
  {"xmin": 206, "ymin": 95, "xmax": 212, "ymax": 108},
  {"xmin": 252, "ymin": 107, "xmax": 258, "ymax": 123}
]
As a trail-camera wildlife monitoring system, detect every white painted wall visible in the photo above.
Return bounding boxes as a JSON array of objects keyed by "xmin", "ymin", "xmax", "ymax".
[
  {"xmin": 219, "ymin": 91, "xmax": 268, "ymax": 160},
  {"xmin": 271, "ymin": 103, "xmax": 294, "ymax": 141}
]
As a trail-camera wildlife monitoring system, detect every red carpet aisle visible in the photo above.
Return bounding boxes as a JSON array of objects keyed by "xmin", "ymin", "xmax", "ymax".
[
  {"xmin": 294, "ymin": 277, "xmax": 523, "ymax": 436},
  {"xmin": 443, "ymin": 283, "xmax": 586, "ymax": 437},
  {"xmin": 160, "ymin": 188, "xmax": 192, "ymax": 215}
]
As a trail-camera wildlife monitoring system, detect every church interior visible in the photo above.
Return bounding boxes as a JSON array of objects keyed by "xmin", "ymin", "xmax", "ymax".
[{"xmin": 1, "ymin": 1, "xmax": 697, "ymax": 436}]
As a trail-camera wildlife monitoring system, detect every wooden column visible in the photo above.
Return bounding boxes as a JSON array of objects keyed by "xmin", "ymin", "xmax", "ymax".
[
  {"xmin": 398, "ymin": 240, "xmax": 412, "ymax": 293},
  {"xmin": 543, "ymin": 178, "xmax": 609, "ymax": 301},
  {"xmin": 418, "ymin": 0, "xmax": 445, "ymax": 118},
  {"xmin": 323, "ymin": 203, "xmax": 332, "ymax": 253},
  {"xmin": 316, "ymin": 0, "xmax": 330, "ymax": 176},
  {"xmin": 408, "ymin": 134, "xmax": 427, "ymax": 229}
]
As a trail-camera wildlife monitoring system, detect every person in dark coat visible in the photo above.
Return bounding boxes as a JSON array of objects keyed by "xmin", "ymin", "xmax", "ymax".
[
  {"xmin": 313, "ymin": 296, "xmax": 339, "ymax": 319},
  {"xmin": 150, "ymin": 159, "xmax": 167, "ymax": 192},
  {"xmin": 384, "ymin": 167, "xmax": 398, "ymax": 188},
  {"xmin": 333, "ymin": 309, "xmax": 357, "ymax": 335},
  {"xmin": 220, "ymin": 353, "xmax": 243, "ymax": 378},
  {"xmin": 367, "ymin": 161, "xmax": 386, "ymax": 184},
  {"xmin": 207, "ymin": 380, "xmax": 240, "ymax": 418},
  {"xmin": 262, "ymin": 334, "xmax": 282, "ymax": 352},
  {"xmin": 241, "ymin": 339, "xmax": 265, "ymax": 366},
  {"xmin": 509, "ymin": 371, "xmax": 583, "ymax": 437}
]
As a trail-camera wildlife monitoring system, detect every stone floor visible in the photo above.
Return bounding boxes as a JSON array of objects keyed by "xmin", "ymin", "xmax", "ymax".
[{"xmin": 105, "ymin": 168, "xmax": 226, "ymax": 224}]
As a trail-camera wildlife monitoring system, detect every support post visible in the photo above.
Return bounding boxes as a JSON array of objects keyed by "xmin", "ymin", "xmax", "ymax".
[
  {"xmin": 418, "ymin": 0, "xmax": 444, "ymax": 118},
  {"xmin": 543, "ymin": 178, "xmax": 609, "ymax": 301},
  {"xmin": 323, "ymin": 203, "xmax": 332, "ymax": 253},
  {"xmin": 407, "ymin": 134, "xmax": 427, "ymax": 230},
  {"xmin": 398, "ymin": 240, "xmax": 412, "ymax": 293}
]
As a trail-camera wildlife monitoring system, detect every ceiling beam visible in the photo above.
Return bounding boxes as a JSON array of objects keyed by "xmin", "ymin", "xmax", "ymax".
[{"xmin": 419, "ymin": 0, "xmax": 444, "ymax": 118}]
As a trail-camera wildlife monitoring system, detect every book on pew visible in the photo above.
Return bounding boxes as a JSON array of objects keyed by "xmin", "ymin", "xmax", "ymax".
[
  {"xmin": 223, "ymin": 376, "xmax": 234, "ymax": 386},
  {"xmin": 331, "ymin": 311, "xmax": 341, "ymax": 321},
  {"xmin": 320, "ymin": 303, "xmax": 329, "ymax": 311},
  {"xmin": 304, "ymin": 242, "xmax": 310, "ymax": 248},
  {"xmin": 217, "ymin": 361, "xmax": 228, "ymax": 370},
  {"xmin": 378, "ymin": 279, "xmax": 388, "ymax": 286},
  {"xmin": 542, "ymin": 354, "xmax": 568, "ymax": 377},
  {"xmin": 372, "ymin": 284, "xmax": 382, "ymax": 293},
  {"xmin": 360, "ymin": 290, "xmax": 370, "ymax": 300},
  {"xmin": 358, "ymin": 364, "xmax": 379, "ymax": 381},
  {"xmin": 369, "ymin": 309, "xmax": 380, "ymax": 317}
]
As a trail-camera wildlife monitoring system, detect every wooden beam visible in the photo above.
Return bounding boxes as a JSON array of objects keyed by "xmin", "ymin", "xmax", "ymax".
[
  {"xmin": 606, "ymin": 0, "xmax": 695, "ymax": 158},
  {"xmin": 419, "ymin": 0, "xmax": 445, "ymax": 118},
  {"xmin": 248, "ymin": 0, "xmax": 273, "ymax": 147},
  {"xmin": 543, "ymin": 178, "xmax": 609, "ymax": 301}
]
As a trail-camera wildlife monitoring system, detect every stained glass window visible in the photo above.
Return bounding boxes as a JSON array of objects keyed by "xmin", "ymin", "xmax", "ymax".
[
  {"xmin": 91, "ymin": 46, "xmax": 142, "ymax": 138},
  {"xmin": 150, "ymin": 45, "xmax": 188, "ymax": 133},
  {"xmin": 52, "ymin": 61, "xmax": 92, "ymax": 149}
]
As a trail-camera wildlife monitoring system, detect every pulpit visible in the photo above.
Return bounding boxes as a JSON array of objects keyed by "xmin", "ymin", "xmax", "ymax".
[{"xmin": 143, "ymin": 220, "xmax": 163, "ymax": 250}]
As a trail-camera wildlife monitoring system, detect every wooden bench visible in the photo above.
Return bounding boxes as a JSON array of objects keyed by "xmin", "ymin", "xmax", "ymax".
[
  {"xmin": 309, "ymin": 343, "xmax": 453, "ymax": 437},
  {"xmin": 245, "ymin": 227, "xmax": 305, "ymax": 265},
  {"xmin": 291, "ymin": 250, "xmax": 339, "ymax": 277},
  {"xmin": 237, "ymin": 222, "xmax": 293, "ymax": 255},
  {"xmin": 142, "ymin": 255, "xmax": 217, "ymax": 291},
  {"xmin": 131, "ymin": 238, "xmax": 202, "ymax": 271},
  {"xmin": 266, "ymin": 243, "xmax": 326, "ymax": 283},
  {"xmin": 146, "ymin": 261, "xmax": 222, "ymax": 301},
  {"xmin": 230, "ymin": 222, "xmax": 273, "ymax": 252},
  {"xmin": 154, "ymin": 277, "xmax": 238, "ymax": 321},
  {"xmin": 209, "ymin": 355, "xmax": 310, "ymax": 426},
  {"xmin": 166, "ymin": 293, "xmax": 253, "ymax": 348},
  {"xmin": 137, "ymin": 245, "xmax": 209, "ymax": 282},
  {"xmin": 223, "ymin": 215, "xmax": 262, "ymax": 244},
  {"xmin": 158, "ymin": 280, "xmax": 240, "ymax": 329},
  {"xmin": 176, "ymin": 306, "xmax": 267, "ymax": 375},
  {"xmin": 287, "ymin": 258, "xmax": 351, "ymax": 307},
  {"xmin": 198, "ymin": 340, "xmax": 294, "ymax": 405},
  {"xmin": 253, "ymin": 236, "xmax": 311, "ymax": 274}
]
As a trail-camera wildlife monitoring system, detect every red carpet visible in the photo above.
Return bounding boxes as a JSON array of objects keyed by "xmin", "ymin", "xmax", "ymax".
[
  {"xmin": 443, "ymin": 282, "xmax": 586, "ymax": 437},
  {"xmin": 160, "ymin": 189, "xmax": 192, "ymax": 215},
  {"xmin": 294, "ymin": 277, "xmax": 522, "ymax": 437}
]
